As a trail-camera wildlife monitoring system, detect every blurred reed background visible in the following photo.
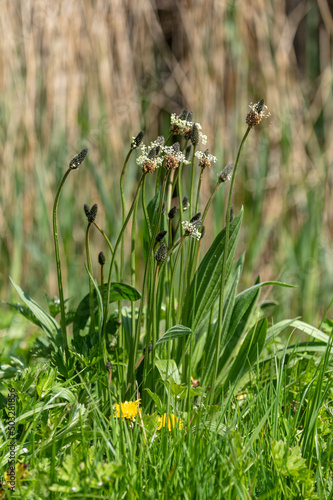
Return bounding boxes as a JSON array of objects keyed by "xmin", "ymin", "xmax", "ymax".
[{"xmin": 0, "ymin": 0, "xmax": 332, "ymax": 325}]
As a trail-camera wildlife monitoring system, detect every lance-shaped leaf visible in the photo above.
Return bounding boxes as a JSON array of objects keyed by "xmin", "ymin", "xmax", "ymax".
[
  {"xmin": 10, "ymin": 278, "xmax": 61, "ymax": 346},
  {"xmin": 221, "ymin": 317, "xmax": 267, "ymax": 391},
  {"xmin": 183, "ymin": 208, "xmax": 243, "ymax": 332},
  {"xmin": 156, "ymin": 325, "xmax": 192, "ymax": 346}
]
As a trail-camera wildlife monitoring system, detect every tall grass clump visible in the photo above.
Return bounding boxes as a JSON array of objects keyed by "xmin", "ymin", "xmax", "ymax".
[{"xmin": 1, "ymin": 100, "xmax": 332, "ymax": 498}]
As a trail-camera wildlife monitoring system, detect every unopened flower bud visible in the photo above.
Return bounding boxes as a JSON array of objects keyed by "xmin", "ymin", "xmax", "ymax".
[
  {"xmin": 98, "ymin": 251, "xmax": 106, "ymax": 266},
  {"xmin": 218, "ymin": 164, "xmax": 234, "ymax": 183},
  {"xmin": 191, "ymin": 124, "xmax": 200, "ymax": 146},
  {"xmin": 182, "ymin": 196, "xmax": 189, "ymax": 211},
  {"xmin": 190, "ymin": 212, "xmax": 201, "ymax": 223},
  {"xmin": 131, "ymin": 130, "xmax": 145, "ymax": 149},
  {"xmin": 187, "ymin": 111, "xmax": 193, "ymax": 123},
  {"xmin": 155, "ymin": 243, "xmax": 168, "ymax": 263},
  {"xmin": 156, "ymin": 230, "xmax": 167, "ymax": 242},
  {"xmin": 168, "ymin": 206, "xmax": 177, "ymax": 219},
  {"xmin": 84, "ymin": 203, "xmax": 98, "ymax": 223},
  {"xmin": 69, "ymin": 148, "xmax": 88, "ymax": 169},
  {"xmin": 179, "ymin": 108, "xmax": 189, "ymax": 120}
]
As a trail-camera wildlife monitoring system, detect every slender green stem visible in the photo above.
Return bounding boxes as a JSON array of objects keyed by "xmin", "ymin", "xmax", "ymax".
[
  {"xmin": 126, "ymin": 186, "xmax": 140, "ymax": 391},
  {"xmin": 120, "ymin": 149, "xmax": 133, "ymax": 280},
  {"xmin": 210, "ymin": 126, "xmax": 251, "ymax": 402},
  {"xmin": 151, "ymin": 263, "xmax": 160, "ymax": 393},
  {"xmin": 93, "ymin": 222, "xmax": 120, "ymax": 281},
  {"xmin": 195, "ymin": 168, "xmax": 204, "ymax": 213},
  {"xmin": 201, "ymin": 180, "xmax": 221, "ymax": 224},
  {"xmin": 140, "ymin": 172, "xmax": 169, "ymax": 396},
  {"xmin": 142, "ymin": 175, "xmax": 151, "ymax": 239},
  {"xmin": 166, "ymin": 169, "xmax": 175, "ymax": 214},
  {"xmin": 189, "ymin": 145, "xmax": 197, "ymax": 212},
  {"xmin": 85, "ymin": 223, "xmax": 96, "ymax": 336},
  {"xmin": 102, "ymin": 174, "xmax": 145, "ymax": 351},
  {"xmin": 52, "ymin": 167, "xmax": 72, "ymax": 366}
]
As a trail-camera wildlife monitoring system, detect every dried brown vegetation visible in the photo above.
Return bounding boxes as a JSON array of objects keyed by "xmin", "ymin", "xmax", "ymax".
[{"xmin": 0, "ymin": 0, "xmax": 332, "ymax": 321}]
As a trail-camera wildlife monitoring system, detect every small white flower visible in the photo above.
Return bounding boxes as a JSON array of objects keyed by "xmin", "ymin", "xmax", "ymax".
[
  {"xmin": 195, "ymin": 150, "xmax": 217, "ymax": 164},
  {"xmin": 181, "ymin": 221, "xmax": 201, "ymax": 240},
  {"xmin": 248, "ymin": 101, "xmax": 271, "ymax": 118}
]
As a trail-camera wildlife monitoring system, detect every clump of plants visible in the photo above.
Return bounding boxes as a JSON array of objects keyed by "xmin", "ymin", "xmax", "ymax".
[{"xmin": 2, "ymin": 100, "xmax": 332, "ymax": 498}]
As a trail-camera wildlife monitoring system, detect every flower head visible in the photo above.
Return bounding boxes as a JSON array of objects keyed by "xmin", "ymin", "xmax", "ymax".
[
  {"xmin": 157, "ymin": 413, "xmax": 183, "ymax": 431},
  {"xmin": 246, "ymin": 99, "xmax": 270, "ymax": 128},
  {"xmin": 114, "ymin": 399, "xmax": 141, "ymax": 421},
  {"xmin": 218, "ymin": 164, "xmax": 234, "ymax": 183},
  {"xmin": 136, "ymin": 139, "xmax": 164, "ymax": 173},
  {"xmin": 182, "ymin": 219, "xmax": 202, "ymax": 240},
  {"xmin": 170, "ymin": 112, "xmax": 207, "ymax": 145},
  {"xmin": 163, "ymin": 144, "xmax": 189, "ymax": 169},
  {"xmin": 195, "ymin": 149, "xmax": 217, "ymax": 170}
]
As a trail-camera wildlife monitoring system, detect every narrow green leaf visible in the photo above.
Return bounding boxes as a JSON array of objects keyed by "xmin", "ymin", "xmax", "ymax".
[
  {"xmin": 202, "ymin": 264, "xmax": 242, "ymax": 386},
  {"xmin": 287, "ymin": 319, "xmax": 330, "ymax": 343},
  {"xmin": 145, "ymin": 388, "xmax": 164, "ymax": 413},
  {"xmin": 222, "ymin": 317, "xmax": 267, "ymax": 390},
  {"xmin": 265, "ymin": 318, "xmax": 301, "ymax": 345},
  {"xmin": 183, "ymin": 209, "xmax": 243, "ymax": 332},
  {"xmin": 10, "ymin": 278, "xmax": 61, "ymax": 345},
  {"xmin": 156, "ymin": 325, "xmax": 192, "ymax": 346}
]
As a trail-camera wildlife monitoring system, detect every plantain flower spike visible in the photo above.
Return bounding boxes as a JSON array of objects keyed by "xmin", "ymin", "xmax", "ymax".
[
  {"xmin": 69, "ymin": 148, "xmax": 88, "ymax": 169},
  {"xmin": 246, "ymin": 99, "xmax": 270, "ymax": 128}
]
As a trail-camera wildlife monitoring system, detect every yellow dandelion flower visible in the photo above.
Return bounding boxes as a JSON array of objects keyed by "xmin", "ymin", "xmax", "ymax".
[
  {"xmin": 114, "ymin": 399, "xmax": 141, "ymax": 421},
  {"xmin": 157, "ymin": 413, "xmax": 183, "ymax": 431}
]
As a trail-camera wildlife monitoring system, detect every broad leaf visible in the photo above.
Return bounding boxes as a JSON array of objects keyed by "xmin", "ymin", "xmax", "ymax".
[
  {"xmin": 73, "ymin": 283, "xmax": 141, "ymax": 339},
  {"xmin": 155, "ymin": 359, "xmax": 181, "ymax": 384}
]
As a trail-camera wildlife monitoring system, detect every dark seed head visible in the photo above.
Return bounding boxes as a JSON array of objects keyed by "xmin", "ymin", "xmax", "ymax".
[
  {"xmin": 155, "ymin": 243, "xmax": 168, "ymax": 263},
  {"xmin": 156, "ymin": 230, "xmax": 167, "ymax": 242},
  {"xmin": 84, "ymin": 204, "xmax": 90, "ymax": 218},
  {"xmin": 84, "ymin": 203, "xmax": 98, "ymax": 223},
  {"xmin": 179, "ymin": 108, "xmax": 189, "ymax": 120},
  {"xmin": 69, "ymin": 148, "xmax": 88, "ymax": 169},
  {"xmin": 168, "ymin": 206, "xmax": 177, "ymax": 219},
  {"xmin": 187, "ymin": 111, "xmax": 193, "ymax": 123},
  {"xmin": 148, "ymin": 146, "xmax": 160, "ymax": 159},
  {"xmin": 200, "ymin": 226, "xmax": 205, "ymax": 239},
  {"xmin": 89, "ymin": 204, "xmax": 98, "ymax": 222},
  {"xmin": 106, "ymin": 361, "xmax": 112, "ymax": 372},
  {"xmin": 218, "ymin": 164, "xmax": 234, "ymax": 183},
  {"xmin": 98, "ymin": 251, "xmax": 106, "ymax": 266},
  {"xmin": 131, "ymin": 130, "xmax": 145, "ymax": 149},
  {"xmin": 190, "ymin": 212, "xmax": 201, "ymax": 223},
  {"xmin": 255, "ymin": 99, "xmax": 265, "ymax": 113},
  {"xmin": 182, "ymin": 196, "xmax": 189, "ymax": 211},
  {"xmin": 191, "ymin": 124, "xmax": 200, "ymax": 146}
]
